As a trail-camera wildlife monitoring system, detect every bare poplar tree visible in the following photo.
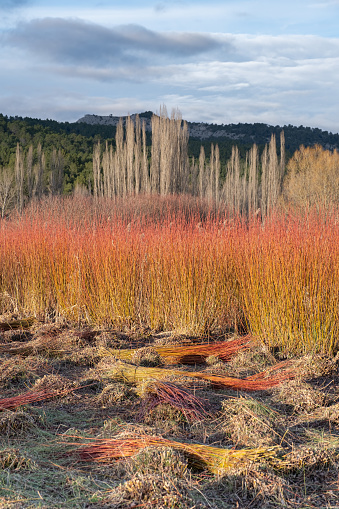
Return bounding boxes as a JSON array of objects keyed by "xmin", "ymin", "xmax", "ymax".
[
  {"xmin": 198, "ymin": 146, "xmax": 206, "ymax": 199},
  {"xmin": 126, "ymin": 116, "xmax": 135, "ymax": 194},
  {"xmin": 26, "ymin": 144, "xmax": 34, "ymax": 201},
  {"xmin": 280, "ymin": 130, "xmax": 285, "ymax": 181},
  {"xmin": 56, "ymin": 149, "xmax": 64, "ymax": 194},
  {"xmin": 15, "ymin": 143, "xmax": 24, "ymax": 212},
  {"xmin": 141, "ymin": 121, "xmax": 150, "ymax": 193},
  {"xmin": 260, "ymin": 133, "xmax": 283, "ymax": 217},
  {"xmin": 260, "ymin": 144, "xmax": 269, "ymax": 217},
  {"xmin": 150, "ymin": 107, "xmax": 189, "ymax": 195},
  {"xmin": 34, "ymin": 143, "xmax": 45, "ymax": 199},
  {"xmin": 102, "ymin": 141, "xmax": 111, "ymax": 199},
  {"xmin": 248, "ymin": 144, "xmax": 259, "ymax": 215},
  {"xmin": 151, "ymin": 112, "xmax": 161, "ymax": 193},
  {"xmin": 207, "ymin": 144, "xmax": 215, "ymax": 203},
  {"xmin": 134, "ymin": 115, "xmax": 141, "ymax": 195},
  {"xmin": 0, "ymin": 167, "xmax": 15, "ymax": 218},
  {"xmin": 215, "ymin": 144, "xmax": 220, "ymax": 204},
  {"xmin": 116, "ymin": 119, "xmax": 126, "ymax": 196},
  {"xmin": 93, "ymin": 141, "xmax": 102, "ymax": 198}
]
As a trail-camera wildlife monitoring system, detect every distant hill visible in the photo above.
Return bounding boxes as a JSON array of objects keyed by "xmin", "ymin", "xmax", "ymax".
[{"xmin": 77, "ymin": 112, "xmax": 339, "ymax": 155}]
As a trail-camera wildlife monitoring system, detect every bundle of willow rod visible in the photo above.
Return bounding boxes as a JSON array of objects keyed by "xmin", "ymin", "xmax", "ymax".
[
  {"xmin": 105, "ymin": 335, "xmax": 252, "ymax": 365},
  {"xmin": 70, "ymin": 435, "xmax": 279, "ymax": 474},
  {"xmin": 107, "ymin": 361, "xmax": 294, "ymax": 392},
  {"xmin": 0, "ymin": 317, "xmax": 36, "ymax": 331},
  {"xmin": 137, "ymin": 381, "xmax": 209, "ymax": 421},
  {"xmin": 0, "ymin": 387, "xmax": 77, "ymax": 411}
]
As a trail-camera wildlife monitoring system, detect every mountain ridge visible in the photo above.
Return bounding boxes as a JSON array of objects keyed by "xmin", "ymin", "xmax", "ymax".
[{"xmin": 76, "ymin": 112, "xmax": 339, "ymax": 150}]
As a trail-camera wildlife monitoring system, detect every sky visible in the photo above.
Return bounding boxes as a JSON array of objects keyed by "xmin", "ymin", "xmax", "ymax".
[{"xmin": 0, "ymin": 0, "xmax": 339, "ymax": 132}]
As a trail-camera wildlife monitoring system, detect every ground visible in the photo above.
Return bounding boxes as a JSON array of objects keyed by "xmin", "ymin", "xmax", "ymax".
[{"xmin": 1, "ymin": 319, "xmax": 339, "ymax": 508}]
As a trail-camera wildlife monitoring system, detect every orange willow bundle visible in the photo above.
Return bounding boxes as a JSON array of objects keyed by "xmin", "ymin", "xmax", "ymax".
[
  {"xmin": 0, "ymin": 386, "xmax": 79, "ymax": 411},
  {"xmin": 107, "ymin": 361, "xmax": 294, "ymax": 392},
  {"xmin": 137, "ymin": 381, "xmax": 209, "ymax": 421},
  {"xmin": 69, "ymin": 435, "xmax": 279, "ymax": 474},
  {"xmin": 107, "ymin": 336, "xmax": 252, "ymax": 365}
]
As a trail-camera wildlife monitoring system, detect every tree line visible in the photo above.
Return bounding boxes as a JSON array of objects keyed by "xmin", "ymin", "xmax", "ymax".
[{"xmin": 0, "ymin": 108, "xmax": 338, "ymax": 218}]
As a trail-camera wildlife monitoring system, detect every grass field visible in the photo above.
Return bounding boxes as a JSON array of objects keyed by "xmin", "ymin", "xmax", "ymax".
[{"xmin": 1, "ymin": 195, "xmax": 339, "ymax": 508}]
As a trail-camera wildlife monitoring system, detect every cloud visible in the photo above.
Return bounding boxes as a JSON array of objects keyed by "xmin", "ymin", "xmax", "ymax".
[
  {"xmin": 1, "ymin": 19, "xmax": 339, "ymax": 132},
  {"xmin": 310, "ymin": 0, "xmax": 339, "ymax": 6},
  {"xmin": 3, "ymin": 18, "xmax": 224, "ymax": 67},
  {"xmin": 0, "ymin": 0, "xmax": 28, "ymax": 8},
  {"xmin": 154, "ymin": 3, "xmax": 167, "ymax": 12}
]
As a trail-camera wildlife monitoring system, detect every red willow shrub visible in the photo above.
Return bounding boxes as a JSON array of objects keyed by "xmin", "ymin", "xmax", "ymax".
[{"xmin": 0, "ymin": 196, "xmax": 338, "ymax": 355}]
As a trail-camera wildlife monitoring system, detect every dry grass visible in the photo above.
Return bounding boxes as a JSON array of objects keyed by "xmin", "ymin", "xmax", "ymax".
[
  {"xmin": 0, "ymin": 448, "xmax": 37, "ymax": 471},
  {"xmin": 0, "ymin": 330, "xmax": 78, "ymax": 357},
  {"xmin": 0, "ymin": 409, "xmax": 40, "ymax": 436},
  {"xmin": 97, "ymin": 383, "xmax": 136, "ymax": 406},
  {"xmin": 220, "ymin": 396, "xmax": 282, "ymax": 448},
  {"xmin": 0, "ymin": 317, "xmax": 36, "ymax": 331},
  {"xmin": 0, "ymin": 355, "xmax": 49, "ymax": 388},
  {"xmin": 32, "ymin": 374, "xmax": 77, "ymax": 393},
  {"xmin": 271, "ymin": 380, "xmax": 330, "ymax": 414},
  {"xmin": 105, "ymin": 471, "xmax": 199, "ymax": 509},
  {"xmin": 131, "ymin": 346, "xmax": 163, "ymax": 367}
]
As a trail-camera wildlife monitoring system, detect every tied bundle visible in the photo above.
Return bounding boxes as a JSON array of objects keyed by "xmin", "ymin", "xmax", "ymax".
[
  {"xmin": 0, "ymin": 386, "xmax": 79, "ymax": 411},
  {"xmin": 105, "ymin": 336, "xmax": 252, "ymax": 365},
  {"xmin": 70, "ymin": 435, "xmax": 279, "ymax": 474},
  {"xmin": 107, "ymin": 360, "xmax": 294, "ymax": 392}
]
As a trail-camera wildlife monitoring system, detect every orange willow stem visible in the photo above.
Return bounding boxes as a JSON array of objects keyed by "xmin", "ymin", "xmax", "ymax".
[{"xmin": 0, "ymin": 196, "xmax": 338, "ymax": 355}]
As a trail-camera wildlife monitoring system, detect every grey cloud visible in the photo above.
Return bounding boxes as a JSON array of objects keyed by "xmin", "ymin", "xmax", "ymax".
[
  {"xmin": 154, "ymin": 3, "xmax": 167, "ymax": 12},
  {"xmin": 0, "ymin": 0, "xmax": 28, "ymax": 9},
  {"xmin": 4, "ymin": 18, "xmax": 224, "ymax": 67}
]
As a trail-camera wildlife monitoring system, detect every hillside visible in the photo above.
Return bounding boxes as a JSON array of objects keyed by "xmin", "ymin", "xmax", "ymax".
[{"xmin": 77, "ymin": 112, "xmax": 339, "ymax": 154}]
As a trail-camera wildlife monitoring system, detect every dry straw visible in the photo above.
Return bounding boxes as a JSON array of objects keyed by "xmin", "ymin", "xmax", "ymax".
[
  {"xmin": 0, "ymin": 317, "xmax": 36, "ymax": 331},
  {"xmin": 70, "ymin": 435, "xmax": 279, "ymax": 474},
  {"xmin": 0, "ymin": 334, "xmax": 74, "ymax": 357},
  {"xmin": 106, "ymin": 335, "xmax": 252, "ymax": 365},
  {"xmin": 106, "ymin": 360, "xmax": 294, "ymax": 392}
]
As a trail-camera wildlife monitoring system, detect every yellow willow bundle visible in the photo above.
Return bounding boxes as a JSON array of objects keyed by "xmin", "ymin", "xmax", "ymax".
[
  {"xmin": 0, "ymin": 317, "xmax": 36, "ymax": 331},
  {"xmin": 106, "ymin": 361, "xmax": 294, "ymax": 392},
  {"xmin": 104, "ymin": 335, "xmax": 252, "ymax": 365},
  {"xmin": 71, "ymin": 435, "xmax": 279, "ymax": 474}
]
